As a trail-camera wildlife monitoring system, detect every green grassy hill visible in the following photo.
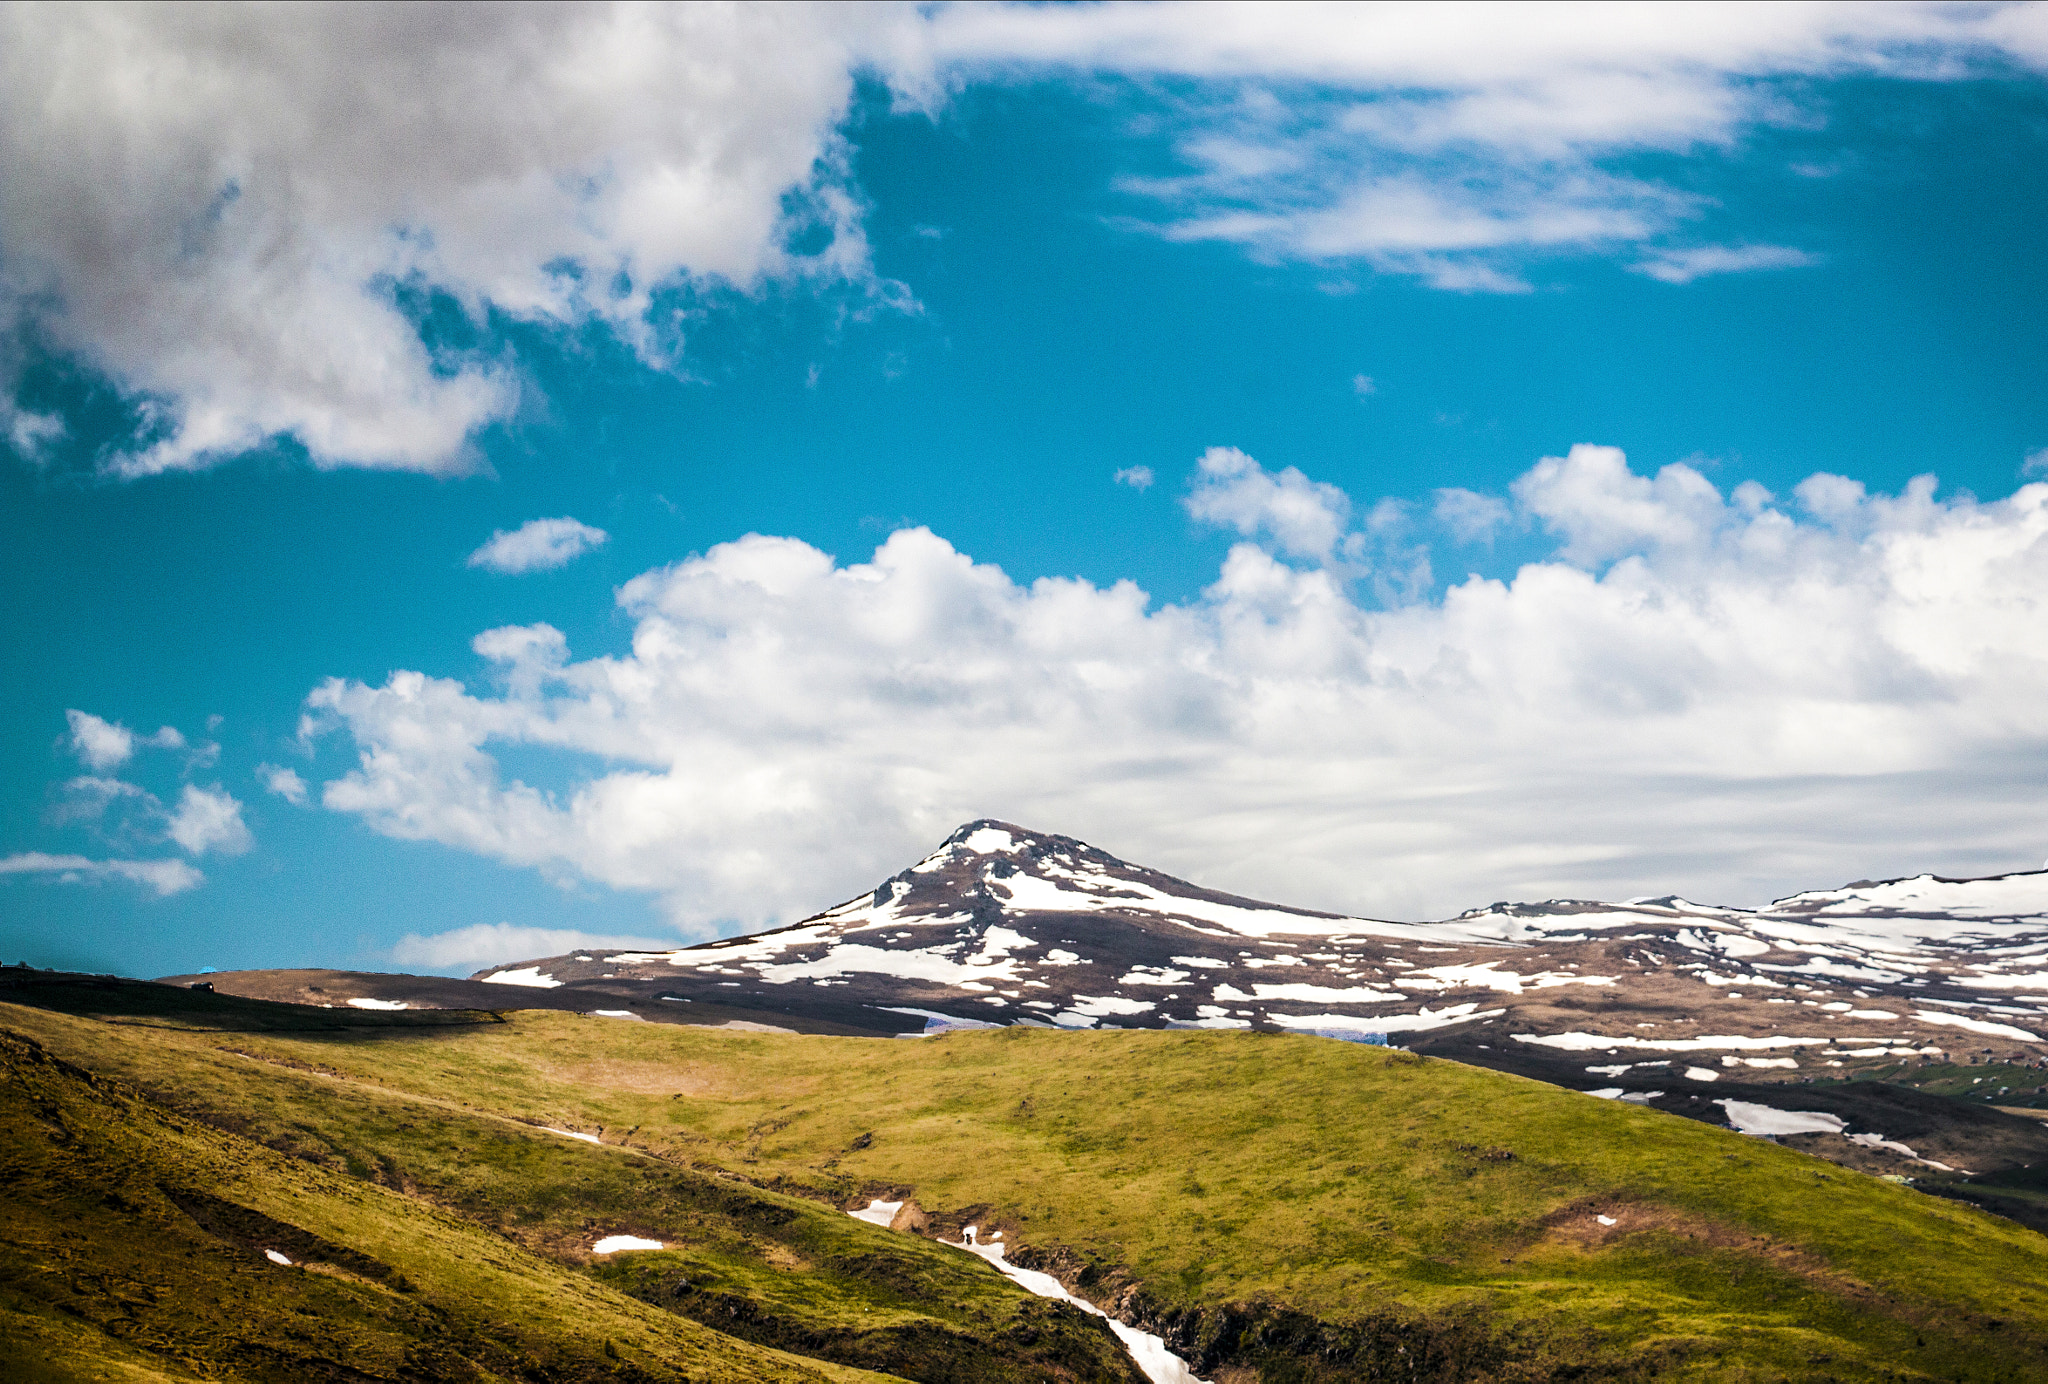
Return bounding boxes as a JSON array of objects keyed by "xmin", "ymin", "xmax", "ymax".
[{"xmin": 4, "ymin": 974, "xmax": 2046, "ymax": 1381}]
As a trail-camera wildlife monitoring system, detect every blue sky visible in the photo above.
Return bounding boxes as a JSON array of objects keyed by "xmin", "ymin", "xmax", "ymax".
[{"xmin": 4, "ymin": 4, "xmax": 2048, "ymax": 978}]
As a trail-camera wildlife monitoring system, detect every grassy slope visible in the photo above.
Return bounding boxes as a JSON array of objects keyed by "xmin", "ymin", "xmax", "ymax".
[
  {"xmin": 9, "ymin": 993, "xmax": 2048, "ymax": 1381},
  {"xmin": 0, "ymin": 1026, "xmax": 902, "ymax": 1384},
  {"xmin": 0, "ymin": 999, "xmax": 1141, "ymax": 1384}
]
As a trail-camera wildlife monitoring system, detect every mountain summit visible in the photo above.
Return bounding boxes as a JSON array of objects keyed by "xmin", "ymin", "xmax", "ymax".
[
  {"xmin": 475, "ymin": 820, "xmax": 2048, "ymax": 1075},
  {"xmin": 176, "ymin": 818, "xmax": 2048, "ymax": 1186}
]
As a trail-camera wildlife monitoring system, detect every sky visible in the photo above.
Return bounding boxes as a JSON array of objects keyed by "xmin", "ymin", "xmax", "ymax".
[{"xmin": 4, "ymin": 2, "xmax": 2048, "ymax": 979}]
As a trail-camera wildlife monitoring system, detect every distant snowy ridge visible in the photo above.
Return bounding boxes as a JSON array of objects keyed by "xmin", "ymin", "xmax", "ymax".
[{"xmin": 470, "ymin": 821, "xmax": 2048, "ymax": 1070}]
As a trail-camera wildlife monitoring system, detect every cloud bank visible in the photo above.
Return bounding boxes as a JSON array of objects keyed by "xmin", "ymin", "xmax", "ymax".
[
  {"xmin": 5, "ymin": 3, "xmax": 2046, "ymax": 472},
  {"xmin": 306, "ymin": 444, "xmax": 2048, "ymax": 934}
]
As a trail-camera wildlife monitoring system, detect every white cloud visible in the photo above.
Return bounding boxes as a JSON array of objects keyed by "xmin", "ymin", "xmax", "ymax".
[
  {"xmin": 468, "ymin": 517, "xmax": 610, "ymax": 575},
  {"xmin": 0, "ymin": 852, "xmax": 203, "ymax": 896},
  {"xmin": 50, "ymin": 775, "xmax": 148, "ymax": 826},
  {"xmin": 2024, "ymin": 447, "xmax": 2048, "ymax": 479},
  {"xmin": 63, "ymin": 710, "xmax": 182, "ymax": 771},
  {"xmin": 164, "ymin": 785, "xmax": 252, "ymax": 857},
  {"xmin": 257, "ymin": 764, "xmax": 309, "ymax": 806},
  {"xmin": 1351, "ymin": 374, "xmax": 1377, "ymax": 397},
  {"xmin": 1633, "ymin": 243, "xmax": 1819, "ymax": 284},
  {"xmin": 389, "ymin": 922, "xmax": 675, "ymax": 976},
  {"xmin": 1432, "ymin": 487, "xmax": 1511, "ymax": 544},
  {"xmin": 1183, "ymin": 444, "xmax": 1350, "ymax": 562},
  {"xmin": 927, "ymin": 1, "xmax": 2048, "ymax": 286},
  {"xmin": 64, "ymin": 710, "xmax": 134, "ymax": 771},
  {"xmin": 303, "ymin": 443, "xmax": 2048, "ymax": 931},
  {"xmin": 9, "ymin": 7, "xmax": 2047, "ymax": 474},
  {"xmin": 0, "ymin": 4, "xmax": 913, "ymax": 476},
  {"xmin": 1114, "ymin": 465, "xmax": 1155, "ymax": 491}
]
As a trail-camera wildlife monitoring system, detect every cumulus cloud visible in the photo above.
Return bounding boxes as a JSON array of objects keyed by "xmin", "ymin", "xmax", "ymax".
[
  {"xmin": 389, "ymin": 922, "xmax": 675, "ymax": 976},
  {"xmin": 928, "ymin": 1, "xmax": 2048, "ymax": 286},
  {"xmin": 0, "ymin": 852, "xmax": 203, "ymax": 896},
  {"xmin": 468, "ymin": 517, "xmax": 611, "ymax": 575},
  {"xmin": 164, "ymin": 785, "xmax": 252, "ymax": 856},
  {"xmin": 1114, "ymin": 465, "xmax": 1155, "ymax": 491},
  {"xmin": 257, "ymin": 764, "xmax": 309, "ymax": 806},
  {"xmin": 304, "ymin": 443, "xmax": 2048, "ymax": 931},
  {"xmin": 1183, "ymin": 444, "xmax": 1350, "ymax": 562},
  {"xmin": 63, "ymin": 710, "xmax": 183, "ymax": 772},
  {"xmin": 8, "ymin": 6, "xmax": 2047, "ymax": 474},
  {"xmin": 1633, "ymin": 243, "xmax": 1819, "ymax": 284},
  {"xmin": 0, "ymin": 4, "xmax": 910, "ymax": 476}
]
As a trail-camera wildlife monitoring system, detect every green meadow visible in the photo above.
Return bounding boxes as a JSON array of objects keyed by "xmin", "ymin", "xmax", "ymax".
[{"xmin": 4, "ymin": 981, "xmax": 2045, "ymax": 1381}]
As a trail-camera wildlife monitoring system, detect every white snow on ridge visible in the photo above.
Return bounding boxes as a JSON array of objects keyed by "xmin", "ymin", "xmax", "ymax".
[
  {"xmin": 754, "ymin": 938, "xmax": 1028, "ymax": 988},
  {"xmin": 1714, "ymin": 1100, "xmax": 1955, "ymax": 1169},
  {"xmin": 482, "ymin": 966, "xmax": 563, "ymax": 988},
  {"xmin": 1716, "ymin": 1100, "xmax": 1845, "ymax": 1138},
  {"xmin": 346, "ymin": 997, "xmax": 409, "ymax": 1010},
  {"xmin": 1910, "ymin": 1009, "xmax": 2041, "ymax": 1041},
  {"xmin": 1961, "ymin": 971, "xmax": 2048, "ymax": 991},
  {"xmin": 1768, "ymin": 872, "xmax": 2048, "ymax": 921},
  {"xmin": 959, "ymin": 827, "xmax": 1018, "ymax": 854},
  {"xmin": 1515, "ymin": 1032, "xmax": 1830, "ymax": 1053},
  {"xmin": 1271, "ymin": 1003, "xmax": 1503, "ymax": 1034},
  {"xmin": 882, "ymin": 1006, "xmax": 1002, "ymax": 1031},
  {"xmin": 992, "ymin": 868, "xmax": 1461, "ymax": 942}
]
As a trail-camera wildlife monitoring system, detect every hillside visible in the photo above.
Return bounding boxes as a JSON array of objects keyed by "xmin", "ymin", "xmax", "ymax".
[{"xmin": 4, "ymin": 971, "xmax": 2047, "ymax": 1381}]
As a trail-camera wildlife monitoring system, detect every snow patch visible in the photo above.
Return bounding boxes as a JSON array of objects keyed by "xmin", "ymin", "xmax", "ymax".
[
  {"xmin": 1912, "ymin": 1009, "xmax": 2041, "ymax": 1042},
  {"xmin": 960, "ymin": 827, "xmax": 1018, "ymax": 854},
  {"xmin": 346, "ymin": 997, "xmax": 409, "ymax": 1010},
  {"xmin": 949, "ymin": 1229, "xmax": 1208, "ymax": 1384},
  {"xmin": 848, "ymin": 1199, "xmax": 902, "ymax": 1227},
  {"xmin": 482, "ymin": 966, "xmax": 562, "ymax": 988},
  {"xmin": 592, "ymin": 1235, "xmax": 663, "ymax": 1254},
  {"xmin": 1270, "ymin": 1003, "xmax": 1503, "ymax": 1035},
  {"xmin": 1512, "ymin": 1032, "xmax": 1830, "ymax": 1053}
]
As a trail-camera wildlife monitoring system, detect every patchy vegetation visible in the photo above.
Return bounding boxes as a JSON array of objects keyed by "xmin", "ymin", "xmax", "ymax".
[{"xmin": 5, "ymin": 977, "xmax": 2048, "ymax": 1381}]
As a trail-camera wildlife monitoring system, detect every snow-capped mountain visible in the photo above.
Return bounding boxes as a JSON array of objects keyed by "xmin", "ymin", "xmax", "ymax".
[{"xmin": 475, "ymin": 820, "xmax": 2048, "ymax": 1084}]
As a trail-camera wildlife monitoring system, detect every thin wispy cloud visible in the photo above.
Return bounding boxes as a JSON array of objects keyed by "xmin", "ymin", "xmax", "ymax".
[
  {"xmin": 468, "ymin": 518, "xmax": 610, "ymax": 575},
  {"xmin": 0, "ymin": 852, "xmax": 203, "ymax": 897},
  {"xmin": 1633, "ymin": 243, "xmax": 1820, "ymax": 284},
  {"xmin": 928, "ymin": 1, "xmax": 2048, "ymax": 286}
]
